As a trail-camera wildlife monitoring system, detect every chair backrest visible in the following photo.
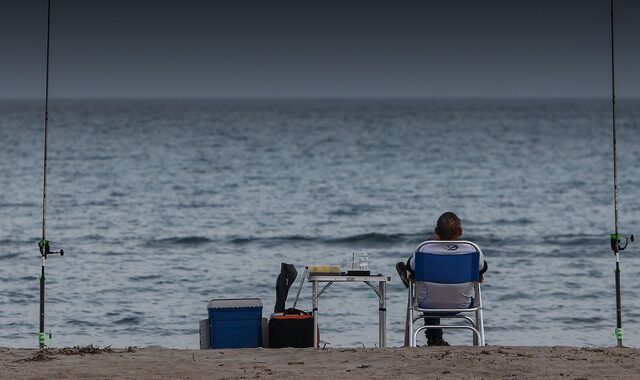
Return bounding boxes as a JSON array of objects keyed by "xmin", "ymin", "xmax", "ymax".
[{"xmin": 414, "ymin": 241, "xmax": 480, "ymax": 284}]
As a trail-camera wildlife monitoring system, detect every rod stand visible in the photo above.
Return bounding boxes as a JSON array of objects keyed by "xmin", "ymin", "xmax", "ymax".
[
  {"xmin": 37, "ymin": 239, "xmax": 64, "ymax": 348},
  {"xmin": 610, "ymin": 232, "xmax": 631, "ymax": 348}
]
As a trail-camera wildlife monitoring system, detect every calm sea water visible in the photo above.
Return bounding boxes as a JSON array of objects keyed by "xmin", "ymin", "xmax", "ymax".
[{"xmin": 1, "ymin": 98, "xmax": 639, "ymax": 349}]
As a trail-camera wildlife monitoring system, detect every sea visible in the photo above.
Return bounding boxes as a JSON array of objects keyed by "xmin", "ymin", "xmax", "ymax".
[{"xmin": 1, "ymin": 98, "xmax": 639, "ymax": 349}]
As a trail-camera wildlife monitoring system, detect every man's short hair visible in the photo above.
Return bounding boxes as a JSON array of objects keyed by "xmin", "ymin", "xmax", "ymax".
[{"xmin": 434, "ymin": 212, "xmax": 462, "ymax": 240}]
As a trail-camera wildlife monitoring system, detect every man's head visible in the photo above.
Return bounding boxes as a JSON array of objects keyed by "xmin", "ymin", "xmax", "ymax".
[{"xmin": 434, "ymin": 212, "xmax": 462, "ymax": 240}]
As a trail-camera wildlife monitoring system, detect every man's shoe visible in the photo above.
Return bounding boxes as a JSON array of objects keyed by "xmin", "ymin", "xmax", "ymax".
[
  {"xmin": 395, "ymin": 262, "xmax": 409, "ymax": 288},
  {"xmin": 427, "ymin": 337, "xmax": 450, "ymax": 346}
]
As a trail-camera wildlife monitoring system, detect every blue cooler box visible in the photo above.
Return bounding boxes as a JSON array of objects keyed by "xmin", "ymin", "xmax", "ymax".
[{"xmin": 208, "ymin": 298, "xmax": 263, "ymax": 349}]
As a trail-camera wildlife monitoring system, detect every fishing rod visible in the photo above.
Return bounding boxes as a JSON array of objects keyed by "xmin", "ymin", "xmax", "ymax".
[
  {"xmin": 39, "ymin": 0, "xmax": 64, "ymax": 349},
  {"xmin": 609, "ymin": 0, "xmax": 633, "ymax": 349}
]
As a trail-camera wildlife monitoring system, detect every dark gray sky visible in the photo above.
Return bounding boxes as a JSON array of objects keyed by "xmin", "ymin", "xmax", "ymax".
[{"xmin": 2, "ymin": 0, "xmax": 639, "ymax": 98}]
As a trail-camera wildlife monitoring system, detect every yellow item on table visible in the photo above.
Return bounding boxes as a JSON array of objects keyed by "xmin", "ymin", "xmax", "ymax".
[{"xmin": 306, "ymin": 265, "xmax": 341, "ymax": 275}]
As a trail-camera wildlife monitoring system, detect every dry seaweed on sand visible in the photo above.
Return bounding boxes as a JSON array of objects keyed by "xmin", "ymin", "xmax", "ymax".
[
  {"xmin": 57, "ymin": 344, "xmax": 115, "ymax": 355},
  {"xmin": 17, "ymin": 350, "xmax": 56, "ymax": 362},
  {"xmin": 16, "ymin": 345, "xmax": 118, "ymax": 362}
]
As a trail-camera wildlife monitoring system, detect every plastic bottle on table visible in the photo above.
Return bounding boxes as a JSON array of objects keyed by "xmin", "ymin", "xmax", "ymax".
[{"xmin": 358, "ymin": 249, "xmax": 369, "ymax": 272}]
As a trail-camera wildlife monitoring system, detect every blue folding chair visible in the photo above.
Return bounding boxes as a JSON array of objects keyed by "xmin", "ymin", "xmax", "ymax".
[{"xmin": 406, "ymin": 240, "xmax": 485, "ymax": 347}]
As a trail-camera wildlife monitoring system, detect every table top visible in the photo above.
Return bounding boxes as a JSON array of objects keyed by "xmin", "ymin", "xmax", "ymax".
[{"xmin": 308, "ymin": 274, "xmax": 391, "ymax": 282}]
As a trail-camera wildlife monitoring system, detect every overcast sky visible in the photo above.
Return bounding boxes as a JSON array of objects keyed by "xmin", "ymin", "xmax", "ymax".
[{"xmin": 1, "ymin": 0, "xmax": 639, "ymax": 98}]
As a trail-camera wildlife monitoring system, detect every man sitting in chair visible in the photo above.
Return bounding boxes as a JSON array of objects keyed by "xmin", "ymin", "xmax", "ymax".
[{"xmin": 396, "ymin": 211, "xmax": 488, "ymax": 346}]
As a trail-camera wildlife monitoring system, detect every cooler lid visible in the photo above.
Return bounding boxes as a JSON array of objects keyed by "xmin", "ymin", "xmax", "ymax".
[{"xmin": 207, "ymin": 298, "xmax": 262, "ymax": 309}]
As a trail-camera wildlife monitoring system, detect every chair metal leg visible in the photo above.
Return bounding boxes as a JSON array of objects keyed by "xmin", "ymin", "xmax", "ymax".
[
  {"xmin": 408, "ymin": 283, "xmax": 415, "ymax": 347},
  {"xmin": 476, "ymin": 287, "xmax": 485, "ymax": 346},
  {"xmin": 404, "ymin": 296, "xmax": 410, "ymax": 347},
  {"xmin": 477, "ymin": 307, "xmax": 485, "ymax": 346}
]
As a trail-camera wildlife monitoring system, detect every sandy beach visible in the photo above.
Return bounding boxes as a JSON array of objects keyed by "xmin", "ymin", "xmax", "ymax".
[{"xmin": 2, "ymin": 345, "xmax": 640, "ymax": 379}]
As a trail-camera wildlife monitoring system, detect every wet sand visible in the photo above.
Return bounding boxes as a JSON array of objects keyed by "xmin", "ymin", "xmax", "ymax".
[{"xmin": 2, "ymin": 345, "xmax": 640, "ymax": 379}]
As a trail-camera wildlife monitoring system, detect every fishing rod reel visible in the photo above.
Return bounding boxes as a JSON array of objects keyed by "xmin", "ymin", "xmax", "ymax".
[
  {"xmin": 38, "ymin": 239, "xmax": 64, "ymax": 258},
  {"xmin": 610, "ymin": 233, "xmax": 634, "ymax": 254}
]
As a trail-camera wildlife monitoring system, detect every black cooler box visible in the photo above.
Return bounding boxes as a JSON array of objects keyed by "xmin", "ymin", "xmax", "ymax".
[{"xmin": 268, "ymin": 311, "xmax": 315, "ymax": 348}]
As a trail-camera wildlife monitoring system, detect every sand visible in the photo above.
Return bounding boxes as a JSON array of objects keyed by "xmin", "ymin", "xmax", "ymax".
[{"xmin": 2, "ymin": 345, "xmax": 640, "ymax": 379}]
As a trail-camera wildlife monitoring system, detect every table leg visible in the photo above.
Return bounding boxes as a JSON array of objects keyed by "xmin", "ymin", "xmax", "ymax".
[
  {"xmin": 379, "ymin": 280, "xmax": 386, "ymax": 348},
  {"xmin": 312, "ymin": 280, "xmax": 318, "ymax": 348}
]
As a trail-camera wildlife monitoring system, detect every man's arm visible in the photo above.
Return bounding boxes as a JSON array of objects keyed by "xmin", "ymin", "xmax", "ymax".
[
  {"xmin": 479, "ymin": 260, "xmax": 488, "ymax": 282},
  {"xmin": 406, "ymin": 255, "xmax": 415, "ymax": 278}
]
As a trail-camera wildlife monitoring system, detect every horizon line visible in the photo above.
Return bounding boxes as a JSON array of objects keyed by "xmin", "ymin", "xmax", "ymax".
[{"xmin": 1, "ymin": 95, "xmax": 638, "ymax": 101}]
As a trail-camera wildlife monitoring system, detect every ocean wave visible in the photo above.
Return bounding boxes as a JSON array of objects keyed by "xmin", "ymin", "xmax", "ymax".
[
  {"xmin": 144, "ymin": 231, "xmax": 608, "ymax": 255},
  {"xmin": 0, "ymin": 239, "xmax": 20, "ymax": 246},
  {"xmin": 66, "ymin": 318, "xmax": 99, "ymax": 327},
  {"xmin": 494, "ymin": 217, "xmax": 535, "ymax": 225},
  {"xmin": 328, "ymin": 203, "xmax": 382, "ymax": 217},
  {"xmin": 129, "ymin": 274, "xmax": 162, "ymax": 282},
  {"xmin": 552, "ymin": 316, "xmax": 606, "ymax": 324},
  {"xmin": 495, "ymin": 292, "xmax": 533, "ymax": 301},
  {"xmin": 147, "ymin": 236, "xmax": 213, "ymax": 246},
  {"xmin": 541, "ymin": 234, "xmax": 604, "ymax": 247},
  {"xmin": 0, "ymin": 252, "xmax": 20, "ymax": 260},
  {"xmin": 103, "ymin": 251, "xmax": 130, "ymax": 256},
  {"xmin": 0, "ymin": 202, "xmax": 38, "ymax": 208},
  {"xmin": 114, "ymin": 316, "xmax": 143, "ymax": 325},
  {"xmin": 225, "ymin": 232, "xmax": 531, "ymax": 249},
  {"xmin": 78, "ymin": 234, "xmax": 106, "ymax": 241},
  {"xmin": 463, "ymin": 234, "xmax": 610, "ymax": 257},
  {"xmin": 324, "ymin": 232, "xmax": 421, "ymax": 246},
  {"xmin": 229, "ymin": 235, "xmax": 315, "ymax": 246},
  {"xmin": 228, "ymin": 232, "xmax": 423, "ymax": 248}
]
